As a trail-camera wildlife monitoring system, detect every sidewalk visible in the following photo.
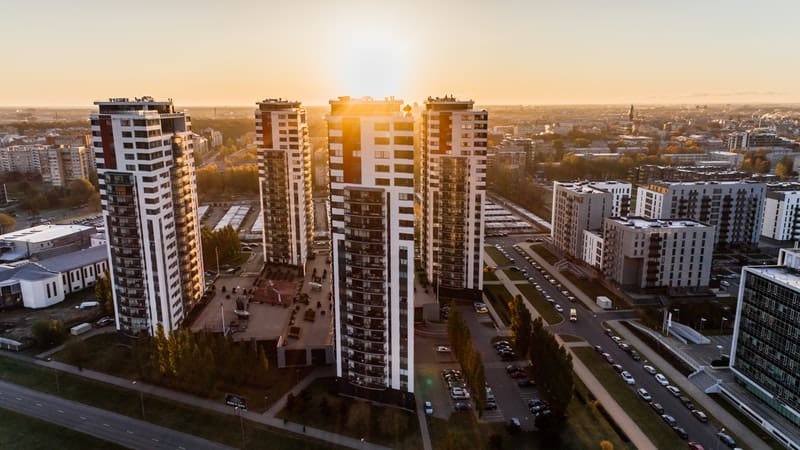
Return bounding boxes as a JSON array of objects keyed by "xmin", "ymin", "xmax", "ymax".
[
  {"xmin": 2, "ymin": 351, "xmax": 389, "ymax": 450},
  {"xmin": 608, "ymin": 320, "xmax": 768, "ymax": 450}
]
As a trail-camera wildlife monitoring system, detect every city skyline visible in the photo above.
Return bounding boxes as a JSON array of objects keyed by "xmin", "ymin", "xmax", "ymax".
[{"xmin": 2, "ymin": 0, "xmax": 800, "ymax": 106}]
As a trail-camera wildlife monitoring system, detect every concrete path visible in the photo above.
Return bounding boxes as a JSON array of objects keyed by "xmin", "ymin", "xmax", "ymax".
[
  {"xmin": 1, "ymin": 351, "xmax": 390, "ymax": 450},
  {"xmin": 0, "ymin": 379, "xmax": 232, "ymax": 450},
  {"xmin": 608, "ymin": 320, "xmax": 769, "ymax": 450}
]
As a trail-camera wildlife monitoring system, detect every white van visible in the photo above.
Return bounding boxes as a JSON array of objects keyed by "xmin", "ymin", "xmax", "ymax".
[{"xmin": 76, "ymin": 301, "xmax": 100, "ymax": 309}]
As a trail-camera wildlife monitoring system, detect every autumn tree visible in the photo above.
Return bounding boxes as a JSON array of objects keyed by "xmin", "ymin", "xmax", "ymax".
[
  {"xmin": 776, "ymin": 156, "xmax": 795, "ymax": 179},
  {"xmin": 529, "ymin": 317, "xmax": 573, "ymax": 427},
  {"xmin": 95, "ymin": 271, "xmax": 113, "ymax": 314},
  {"xmin": 0, "ymin": 213, "xmax": 15, "ymax": 233},
  {"xmin": 509, "ymin": 295, "xmax": 532, "ymax": 358}
]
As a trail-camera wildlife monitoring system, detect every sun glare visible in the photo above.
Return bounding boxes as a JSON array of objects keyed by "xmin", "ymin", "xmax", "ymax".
[{"xmin": 336, "ymin": 29, "xmax": 411, "ymax": 99}]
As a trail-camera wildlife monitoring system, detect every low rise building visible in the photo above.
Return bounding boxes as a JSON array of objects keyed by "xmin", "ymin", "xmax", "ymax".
[
  {"xmin": 0, "ymin": 224, "xmax": 95, "ymax": 262},
  {"xmin": 762, "ymin": 183, "xmax": 800, "ymax": 242}
]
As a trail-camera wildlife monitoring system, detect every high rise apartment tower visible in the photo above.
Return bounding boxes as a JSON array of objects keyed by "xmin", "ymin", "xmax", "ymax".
[
  {"xmin": 91, "ymin": 97, "xmax": 204, "ymax": 336},
  {"xmin": 421, "ymin": 96, "xmax": 488, "ymax": 295},
  {"xmin": 328, "ymin": 96, "xmax": 415, "ymax": 402},
  {"xmin": 255, "ymin": 99, "xmax": 313, "ymax": 268}
]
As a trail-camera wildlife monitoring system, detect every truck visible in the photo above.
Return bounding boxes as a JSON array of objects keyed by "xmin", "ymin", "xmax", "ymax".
[
  {"xmin": 569, "ymin": 308, "xmax": 577, "ymax": 322},
  {"xmin": 70, "ymin": 323, "xmax": 91, "ymax": 336},
  {"xmin": 596, "ymin": 296, "xmax": 613, "ymax": 310}
]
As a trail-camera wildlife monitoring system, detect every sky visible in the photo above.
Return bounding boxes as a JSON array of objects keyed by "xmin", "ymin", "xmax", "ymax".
[{"xmin": 1, "ymin": 0, "xmax": 799, "ymax": 107}]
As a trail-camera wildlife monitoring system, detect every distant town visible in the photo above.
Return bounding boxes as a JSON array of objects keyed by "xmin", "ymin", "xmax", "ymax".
[{"xmin": 1, "ymin": 99, "xmax": 800, "ymax": 450}]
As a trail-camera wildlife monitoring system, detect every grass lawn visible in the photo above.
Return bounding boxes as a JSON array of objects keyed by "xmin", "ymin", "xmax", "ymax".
[
  {"xmin": 708, "ymin": 393, "xmax": 783, "ymax": 450},
  {"xmin": 571, "ymin": 347, "xmax": 684, "ymax": 450},
  {"xmin": 52, "ymin": 333, "xmax": 309, "ymax": 413},
  {"xmin": 529, "ymin": 244, "xmax": 559, "ymax": 265},
  {"xmin": 483, "ymin": 284, "xmax": 513, "ymax": 326},
  {"xmin": 0, "ymin": 408, "xmax": 126, "ymax": 450},
  {"xmin": 277, "ymin": 377, "xmax": 421, "ymax": 449},
  {"xmin": 484, "ymin": 246, "xmax": 511, "ymax": 266},
  {"xmin": 502, "ymin": 269, "xmax": 527, "ymax": 281},
  {"xmin": 427, "ymin": 391, "xmax": 633, "ymax": 450},
  {"xmin": 516, "ymin": 284, "xmax": 564, "ymax": 325},
  {"xmin": 561, "ymin": 272, "xmax": 628, "ymax": 308},
  {"xmin": 559, "ymin": 334, "xmax": 584, "ymax": 343},
  {"xmin": 0, "ymin": 356, "xmax": 338, "ymax": 450}
]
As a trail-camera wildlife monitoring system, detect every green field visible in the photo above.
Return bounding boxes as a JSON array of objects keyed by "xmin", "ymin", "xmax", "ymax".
[
  {"xmin": 483, "ymin": 284, "xmax": 513, "ymax": 325},
  {"xmin": 529, "ymin": 244, "xmax": 559, "ymax": 265},
  {"xmin": 516, "ymin": 284, "xmax": 564, "ymax": 325},
  {"xmin": 0, "ymin": 356, "xmax": 341, "ymax": 450},
  {"xmin": 571, "ymin": 347, "xmax": 684, "ymax": 450},
  {"xmin": 485, "ymin": 246, "xmax": 511, "ymax": 266},
  {"xmin": 0, "ymin": 409, "xmax": 125, "ymax": 450},
  {"xmin": 502, "ymin": 268, "xmax": 527, "ymax": 281}
]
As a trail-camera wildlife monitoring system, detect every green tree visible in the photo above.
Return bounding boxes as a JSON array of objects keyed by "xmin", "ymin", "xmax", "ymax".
[
  {"xmin": 62, "ymin": 337, "xmax": 90, "ymax": 370},
  {"xmin": 0, "ymin": 213, "xmax": 15, "ymax": 233},
  {"xmin": 95, "ymin": 271, "xmax": 113, "ymax": 314},
  {"xmin": 509, "ymin": 295, "xmax": 532, "ymax": 358},
  {"xmin": 528, "ymin": 318, "xmax": 573, "ymax": 423},
  {"xmin": 31, "ymin": 319, "xmax": 67, "ymax": 349}
]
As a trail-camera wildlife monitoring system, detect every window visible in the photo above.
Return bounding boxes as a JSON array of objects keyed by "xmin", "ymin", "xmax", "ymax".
[
  {"xmin": 375, "ymin": 151, "xmax": 390, "ymax": 159},
  {"xmin": 375, "ymin": 165, "xmax": 390, "ymax": 173},
  {"xmin": 394, "ymin": 136, "xmax": 414, "ymax": 146},
  {"xmin": 376, "ymin": 178, "xmax": 390, "ymax": 186},
  {"xmin": 395, "ymin": 178, "xmax": 413, "ymax": 187},
  {"xmin": 374, "ymin": 137, "xmax": 390, "ymax": 145},
  {"xmin": 394, "ymin": 150, "xmax": 413, "ymax": 159},
  {"xmin": 394, "ymin": 122, "xmax": 413, "ymax": 131},
  {"xmin": 374, "ymin": 122, "xmax": 389, "ymax": 131},
  {"xmin": 395, "ymin": 164, "xmax": 413, "ymax": 173}
]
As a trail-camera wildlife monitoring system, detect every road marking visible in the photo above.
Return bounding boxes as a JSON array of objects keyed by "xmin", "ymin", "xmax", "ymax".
[
  {"xmin": 151, "ymin": 438, "xmax": 159, "ymax": 442},
  {"xmin": 15, "ymin": 397, "xmax": 22, "ymax": 401},
  {"xmin": 80, "ymin": 416, "xmax": 86, "ymax": 420},
  {"xmin": 103, "ymin": 423, "xmax": 110, "ymax": 427},
  {"xmin": 35, "ymin": 403, "xmax": 42, "ymax": 407},
  {"xmin": 57, "ymin": 409, "xmax": 64, "ymax": 413},
  {"xmin": 127, "ymin": 430, "xmax": 134, "ymax": 434}
]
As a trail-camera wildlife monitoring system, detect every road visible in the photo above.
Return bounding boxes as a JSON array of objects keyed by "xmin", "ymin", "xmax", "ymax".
[
  {"xmin": 0, "ymin": 380, "xmax": 232, "ymax": 450},
  {"xmin": 487, "ymin": 234, "xmax": 729, "ymax": 449}
]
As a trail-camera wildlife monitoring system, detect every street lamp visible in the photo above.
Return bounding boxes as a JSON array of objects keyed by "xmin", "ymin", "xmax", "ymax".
[
  {"xmin": 716, "ymin": 345, "xmax": 724, "ymax": 359},
  {"xmin": 699, "ymin": 317, "xmax": 707, "ymax": 331},
  {"xmin": 235, "ymin": 406, "xmax": 245, "ymax": 447},
  {"xmin": 720, "ymin": 316, "xmax": 729, "ymax": 334},
  {"xmin": 672, "ymin": 308, "xmax": 680, "ymax": 323},
  {"xmin": 132, "ymin": 381, "xmax": 145, "ymax": 419}
]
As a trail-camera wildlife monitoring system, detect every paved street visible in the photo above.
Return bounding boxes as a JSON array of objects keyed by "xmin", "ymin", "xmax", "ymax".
[
  {"xmin": 485, "ymin": 234, "xmax": 760, "ymax": 449},
  {"xmin": 0, "ymin": 380, "xmax": 232, "ymax": 450}
]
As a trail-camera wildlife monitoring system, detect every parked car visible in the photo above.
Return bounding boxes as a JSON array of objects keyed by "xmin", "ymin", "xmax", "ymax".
[
  {"xmin": 679, "ymin": 396, "xmax": 695, "ymax": 410},
  {"xmin": 717, "ymin": 432, "xmax": 736, "ymax": 448},
  {"xmin": 517, "ymin": 379, "xmax": 535, "ymax": 387},
  {"xmin": 424, "ymin": 401, "xmax": 433, "ymax": 415},
  {"xmin": 642, "ymin": 364, "xmax": 657, "ymax": 375},
  {"xmin": 637, "ymin": 388, "xmax": 652, "ymax": 401},
  {"xmin": 611, "ymin": 364, "xmax": 624, "ymax": 373},
  {"xmin": 691, "ymin": 410, "xmax": 708, "ymax": 423},
  {"xmin": 602, "ymin": 353, "xmax": 614, "ymax": 364},
  {"xmin": 649, "ymin": 401, "xmax": 664, "ymax": 414},
  {"xmin": 95, "ymin": 316, "xmax": 114, "ymax": 327},
  {"xmin": 554, "ymin": 304, "xmax": 564, "ymax": 313},
  {"xmin": 453, "ymin": 402, "xmax": 471, "ymax": 411},
  {"xmin": 620, "ymin": 371, "xmax": 635, "ymax": 385},
  {"xmin": 673, "ymin": 426, "xmax": 688, "ymax": 440},
  {"xmin": 594, "ymin": 345, "xmax": 603, "ymax": 353},
  {"xmin": 630, "ymin": 350, "xmax": 641, "ymax": 361},
  {"xmin": 507, "ymin": 417, "xmax": 521, "ymax": 432},
  {"xmin": 666, "ymin": 385, "xmax": 681, "ymax": 397},
  {"xmin": 687, "ymin": 442, "xmax": 705, "ymax": 450},
  {"xmin": 655, "ymin": 373, "xmax": 669, "ymax": 386},
  {"xmin": 661, "ymin": 414, "xmax": 677, "ymax": 428}
]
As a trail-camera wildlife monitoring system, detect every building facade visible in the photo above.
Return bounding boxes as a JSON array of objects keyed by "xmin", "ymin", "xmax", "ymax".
[
  {"xmin": 0, "ymin": 144, "xmax": 93, "ymax": 187},
  {"xmin": 635, "ymin": 181, "xmax": 766, "ymax": 247},
  {"xmin": 731, "ymin": 248, "xmax": 800, "ymax": 427},
  {"xmin": 255, "ymin": 99, "xmax": 313, "ymax": 268},
  {"xmin": 328, "ymin": 97, "xmax": 415, "ymax": 402},
  {"xmin": 421, "ymin": 96, "xmax": 487, "ymax": 295},
  {"xmin": 91, "ymin": 97, "xmax": 204, "ymax": 336},
  {"xmin": 762, "ymin": 183, "xmax": 800, "ymax": 242},
  {"xmin": 551, "ymin": 181, "xmax": 630, "ymax": 259},
  {"xmin": 601, "ymin": 217, "xmax": 714, "ymax": 289}
]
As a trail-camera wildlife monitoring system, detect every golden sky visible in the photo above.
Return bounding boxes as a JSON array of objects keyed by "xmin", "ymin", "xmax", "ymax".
[{"xmin": 1, "ymin": 0, "xmax": 798, "ymax": 106}]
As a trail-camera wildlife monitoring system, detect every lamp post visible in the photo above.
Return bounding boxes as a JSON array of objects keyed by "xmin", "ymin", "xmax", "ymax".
[
  {"xmin": 720, "ymin": 316, "xmax": 729, "ymax": 334},
  {"xmin": 54, "ymin": 369, "xmax": 60, "ymax": 394},
  {"xmin": 699, "ymin": 317, "xmax": 707, "ymax": 331},
  {"xmin": 672, "ymin": 308, "xmax": 680, "ymax": 323},
  {"xmin": 220, "ymin": 301, "xmax": 226, "ymax": 334},
  {"xmin": 235, "ymin": 406, "xmax": 245, "ymax": 448},
  {"xmin": 132, "ymin": 381, "xmax": 145, "ymax": 419}
]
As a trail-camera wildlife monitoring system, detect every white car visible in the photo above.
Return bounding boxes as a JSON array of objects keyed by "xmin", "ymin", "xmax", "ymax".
[
  {"xmin": 637, "ymin": 388, "xmax": 652, "ymax": 401},
  {"xmin": 654, "ymin": 373, "xmax": 669, "ymax": 386},
  {"xmin": 642, "ymin": 365, "xmax": 657, "ymax": 375},
  {"xmin": 554, "ymin": 304, "xmax": 564, "ymax": 313},
  {"xmin": 621, "ymin": 371, "xmax": 635, "ymax": 385},
  {"xmin": 424, "ymin": 401, "xmax": 433, "ymax": 415},
  {"xmin": 666, "ymin": 385, "xmax": 681, "ymax": 397},
  {"xmin": 436, "ymin": 346, "xmax": 452, "ymax": 353}
]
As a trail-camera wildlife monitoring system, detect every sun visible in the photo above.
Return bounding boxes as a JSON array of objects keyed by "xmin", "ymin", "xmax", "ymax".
[{"xmin": 335, "ymin": 28, "xmax": 412, "ymax": 99}]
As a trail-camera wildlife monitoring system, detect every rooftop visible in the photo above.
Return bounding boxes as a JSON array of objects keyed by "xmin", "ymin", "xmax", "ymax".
[
  {"xmin": 257, "ymin": 98, "xmax": 302, "ymax": 110},
  {"xmin": 607, "ymin": 216, "xmax": 710, "ymax": 230},
  {"xmin": 0, "ymin": 224, "xmax": 93, "ymax": 244},
  {"xmin": 746, "ymin": 265, "xmax": 800, "ymax": 290},
  {"xmin": 36, "ymin": 244, "xmax": 108, "ymax": 273}
]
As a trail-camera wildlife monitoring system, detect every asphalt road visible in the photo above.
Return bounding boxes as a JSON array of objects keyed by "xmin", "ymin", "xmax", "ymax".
[
  {"xmin": 0, "ymin": 380, "xmax": 232, "ymax": 450},
  {"xmin": 487, "ymin": 235, "xmax": 729, "ymax": 449}
]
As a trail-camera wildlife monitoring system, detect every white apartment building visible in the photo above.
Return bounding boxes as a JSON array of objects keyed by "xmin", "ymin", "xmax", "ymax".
[
  {"xmin": 0, "ymin": 144, "xmax": 93, "ymax": 187},
  {"xmin": 91, "ymin": 97, "xmax": 204, "ymax": 336},
  {"xmin": 421, "ymin": 96, "xmax": 487, "ymax": 294},
  {"xmin": 328, "ymin": 96, "xmax": 415, "ymax": 402},
  {"xmin": 762, "ymin": 183, "xmax": 800, "ymax": 242},
  {"xmin": 551, "ymin": 181, "xmax": 630, "ymax": 259},
  {"xmin": 602, "ymin": 217, "xmax": 714, "ymax": 289},
  {"xmin": 582, "ymin": 230, "xmax": 604, "ymax": 268},
  {"xmin": 255, "ymin": 99, "xmax": 313, "ymax": 268},
  {"xmin": 635, "ymin": 181, "xmax": 766, "ymax": 247}
]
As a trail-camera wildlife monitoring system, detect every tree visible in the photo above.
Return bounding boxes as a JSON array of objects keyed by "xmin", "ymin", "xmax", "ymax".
[
  {"xmin": 0, "ymin": 213, "xmax": 15, "ymax": 233},
  {"xmin": 528, "ymin": 318, "xmax": 573, "ymax": 423},
  {"xmin": 776, "ymin": 156, "xmax": 794, "ymax": 179},
  {"xmin": 31, "ymin": 319, "xmax": 67, "ymax": 349},
  {"xmin": 95, "ymin": 271, "xmax": 113, "ymax": 314},
  {"xmin": 509, "ymin": 295, "xmax": 532, "ymax": 358},
  {"xmin": 600, "ymin": 440, "xmax": 614, "ymax": 450},
  {"xmin": 68, "ymin": 178, "xmax": 97, "ymax": 206},
  {"xmin": 201, "ymin": 225, "xmax": 242, "ymax": 269},
  {"xmin": 62, "ymin": 337, "xmax": 90, "ymax": 370}
]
